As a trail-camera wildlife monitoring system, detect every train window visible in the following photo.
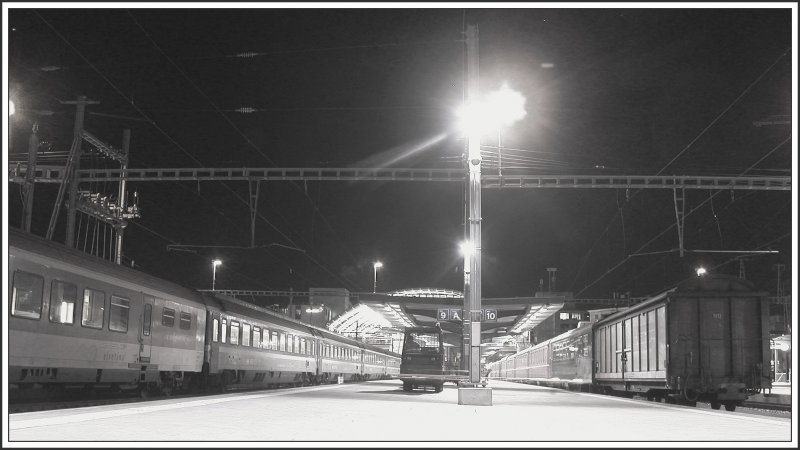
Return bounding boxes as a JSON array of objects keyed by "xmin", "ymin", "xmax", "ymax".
[
  {"xmin": 287, "ymin": 334, "xmax": 293, "ymax": 352},
  {"xmin": 11, "ymin": 270, "xmax": 44, "ymax": 320},
  {"xmin": 230, "ymin": 321, "xmax": 240, "ymax": 345},
  {"xmin": 279, "ymin": 332, "xmax": 286, "ymax": 352},
  {"xmin": 109, "ymin": 296, "xmax": 130, "ymax": 333},
  {"xmin": 221, "ymin": 318, "xmax": 228, "ymax": 343},
  {"xmin": 271, "ymin": 331, "xmax": 278, "ymax": 350},
  {"xmin": 143, "ymin": 304, "xmax": 152, "ymax": 336},
  {"xmin": 179, "ymin": 312, "xmax": 192, "ymax": 330},
  {"xmin": 253, "ymin": 327, "xmax": 261, "ymax": 349},
  {"xmin": 81, "ymin": 288, "xmax": 105, "ymax": 329},
  {"xmin": 213, "ymin": 318, "xmax": 219, "ymax": 342},
  {"xmin": 162, "ymin": 308, "xmax": 175, "ymax": 327},
  {"xmin": 49, "ymin": 280, "xmax": 77, "ymax": 324},
  {"xmin": 294, "ymin": 335, "xmax": 299, "ymax": 353},
  {"xmin": 262, "ymin": 329, "xmax": 270, "ymax": 349},
  {"xmin": 300, "ymin": 338, "xmax": 306, "ymax": 355},
  {"xmin": 242, "ymin": 323, "xmax": 251, "ymax": 346}
]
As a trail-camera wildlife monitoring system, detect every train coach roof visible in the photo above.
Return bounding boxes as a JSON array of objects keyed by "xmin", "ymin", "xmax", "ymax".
[
  {"xmin": 595, "ymin": 273, "xmax": 768, "ymax": 325},
  {"xmin": 9, "ymin": 228, "xmax": 203, "ymax": 305},
  {"xmin": 211, "ymin": 293, "xmax": 316, "ymax": 333},
  {"xmin": 210, "ymin": 294, "xmax": 398, "ymax": 356}
]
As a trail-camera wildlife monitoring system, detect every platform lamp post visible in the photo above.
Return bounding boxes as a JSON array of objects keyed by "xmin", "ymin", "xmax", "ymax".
[
  {"xmin": 211, "ymin": 259, "xmax": 222, "ymax": 291},
  {"xmin": 373, "ymin": 261, "xmax": 383, "ymax": 293},
  {"xmin": 457, "ymin": 25, "xmax": 527, "ymax": 402}
]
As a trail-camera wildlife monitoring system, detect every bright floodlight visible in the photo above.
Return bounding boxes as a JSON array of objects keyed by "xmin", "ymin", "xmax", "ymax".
[
  {"xmin": 696, "ymin": 267, "xmax": 707, "ymax": 277},
  {"xmin": 460, "ymin": 241, "xmax": 475, "ymax": 256},
  {"xmin": 213, "ymin": 259, "xmax": 222, "ymax": 267},
  {"xmin": 456, "ymin": 83, "xmax": 526, "ymax": 136},
  {"xmin": 373, "ymin": 261, "xmax": 383, "ymax": 269},
  {"xmin": 9, "ymin": 100, "xmax": 15, "ymax": 116},
  {"xmin": 486, "ymin": 83, "xmax": 527, "ymax": 126}
]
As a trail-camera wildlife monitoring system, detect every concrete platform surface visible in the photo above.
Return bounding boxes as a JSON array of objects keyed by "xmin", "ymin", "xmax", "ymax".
[
  {"xmin": 6, "ymin": 379, "xmax": 796, "ymax": 445},
  {"xmin": 748, "ymin": 383, "xmax": 793, "ymax": 405}
]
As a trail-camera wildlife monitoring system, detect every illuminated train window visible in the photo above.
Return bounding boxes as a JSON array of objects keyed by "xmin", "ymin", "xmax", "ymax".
[
  {"xmin": 82, "ymin": 288, "xmax": 105, "ymax": 329},
  {"xmin": 213, "ymin": 318, "xmax": 220, "ymax": 342},
  {"xmin": 230, "ymin": 321, "xmax": 240, "ymax": 345},
  {"xmin": 49, "ymin": 280, "xmax": 77, "ymax": 324},
  {"xmin": 242, "ymin": 323, "xmax": 251, "ymax": 346},
  {"xmin": 109, "ymin": 296, "xmax": 130, "ymax": 333},
  {"xmin": 253, "ymin": 327, "xmax": 261, "ymax": 348},
  {"xmin": 11, "ymin": 270, "xmax": 43, "ymax": 320}
]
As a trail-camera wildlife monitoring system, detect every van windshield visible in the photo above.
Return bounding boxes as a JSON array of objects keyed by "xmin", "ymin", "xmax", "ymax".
[{"xmin": 403, "ymin": 331, "xmax": 440, "ymax": 354}]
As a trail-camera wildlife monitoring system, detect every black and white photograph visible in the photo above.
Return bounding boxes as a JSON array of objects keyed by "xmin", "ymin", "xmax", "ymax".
[{"xmin": 3, "ymin": 2, "xmax": 797, "ymax": 446}]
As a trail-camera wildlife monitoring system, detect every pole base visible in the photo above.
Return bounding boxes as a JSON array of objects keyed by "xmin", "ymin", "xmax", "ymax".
[{"xmin": 458, "ymin": 386, "xmax": 492, "ymax": 406}]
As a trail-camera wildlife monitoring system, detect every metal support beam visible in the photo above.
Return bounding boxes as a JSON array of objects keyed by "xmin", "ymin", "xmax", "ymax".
[
  {"xmin": 465, "ymin": 23, "xmax": 483, "ymax": 387},
  {"xmin": 10, "ymin": 166, "xmax": 790, "ymax": 191},
  {"xmin": 248, "ymin": 179, "xmax": 261, "ymax": 248},
  {"xmin": 673, "ymin": 188, "xmax": 685, "ymax": 257},
  {"xmin": 22, "ymin": 123, "xmax": 39, "ymax": 232},
  {"xmin": 62, "ymin": 96, "xmax": 99, "ymax": 246},
  {"xmin": 115, "ymin": 129, "xmax": 131, "ymax": 264}
]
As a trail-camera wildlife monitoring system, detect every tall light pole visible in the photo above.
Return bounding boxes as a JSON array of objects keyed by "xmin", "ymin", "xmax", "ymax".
[
  {"xmin": 373, "ymin": 261, "xmax": 383, "ymax": 293},
  {"xmin": 212, "ymin": 259, "xmax": 222, "ymax": 290},
  {"xmin": 458, "ymin": 24, "xmax": 526, "ymax": 393}
]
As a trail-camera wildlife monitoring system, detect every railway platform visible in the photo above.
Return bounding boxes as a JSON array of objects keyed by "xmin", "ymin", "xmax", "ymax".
[
  {"xmin": 746, "ymin": 382, "xmax": 792, "ymax": 407},
  {"xmin": 6, "ymin": 379, "xmax": 795, "ymax": 446}
]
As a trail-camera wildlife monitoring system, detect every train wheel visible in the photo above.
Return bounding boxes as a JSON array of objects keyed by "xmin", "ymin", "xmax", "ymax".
[
  {"xmin": 710, "ymin": 401, "xmax": 722, "ymax": 410},
  {"xmin": 723, "ymin": 402, "xmax": 736, "ymax": 412}
]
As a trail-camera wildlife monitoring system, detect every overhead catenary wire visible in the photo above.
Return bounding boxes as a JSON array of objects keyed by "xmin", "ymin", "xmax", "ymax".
[
  {"xmin": 575, "ymin": 135, "xmax": 791, "ymax": 297},
  {"xmin": 571, "ymin": 48, "xmax": 791, "ymax": 297},
  {"xmin": 33, "ymin": 11, "xmax": 337, "ymax": 291},
  {"xmin": 128, "ymin": 11, "xmax": 365, "ymax": 291}
]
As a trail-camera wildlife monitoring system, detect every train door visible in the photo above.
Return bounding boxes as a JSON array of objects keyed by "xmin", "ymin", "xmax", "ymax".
[
  {"xmin": 621, "ymin": 318, "xmax": 632, "ymax": 383},
  {"xmin": 140, "ymin": 295, "xmax": 154, "ymax": 363},
  {"xmin": 612, "ymin": 320, "xmax": 629, "ymax": 381},
  {"xmin": 313, "ymin": 335, "xmax": 323, "ymax": 382},
  {"xmin": 207, "ymin": 312, "xmax": 221, "ymax": 374}
]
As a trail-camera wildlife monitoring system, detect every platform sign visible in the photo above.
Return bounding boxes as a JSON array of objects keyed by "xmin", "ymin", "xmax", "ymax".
[{"xmin": 437, "ymin": 309, "xmax": 497, "ymax": 322}]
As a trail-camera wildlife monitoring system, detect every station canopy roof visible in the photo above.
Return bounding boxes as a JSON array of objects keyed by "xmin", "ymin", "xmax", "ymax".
[{"xmin": 328, "ymin": 288, "xmax": 569, "ymax": 340}]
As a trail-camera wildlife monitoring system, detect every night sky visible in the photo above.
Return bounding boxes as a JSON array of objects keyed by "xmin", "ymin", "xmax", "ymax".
[{"xmin": 5, "ymin": 5, "xmax": 795, "ymax": 304}]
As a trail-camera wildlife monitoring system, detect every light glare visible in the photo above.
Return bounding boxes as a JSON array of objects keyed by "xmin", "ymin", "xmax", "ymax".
[{"xmin": 455, "ymin": 84, "xmax": 527, "ymax": 137}]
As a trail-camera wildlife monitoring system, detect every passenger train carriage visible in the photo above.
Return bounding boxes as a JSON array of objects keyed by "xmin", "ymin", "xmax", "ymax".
[
  {"xmin": 8, "ymin": 227, "xmax": 206, "ymax": 393},
  {"xmin": 8, "ymin": 228, "xmax": 400, "ymax": 397},
  {"xmin": 488, "ymin": 274, "xmax": 772, "ymax": 411}
]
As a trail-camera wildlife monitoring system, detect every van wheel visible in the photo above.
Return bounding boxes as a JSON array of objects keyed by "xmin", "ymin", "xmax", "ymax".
[
  {"xmin": 403, "ymin": 382, "xmax": 413, "ymax": 392},
  {"xmin": 710, "ymin": 401, "xmax": 721, "ymax": 410},
  {"xmin": 434, "ymin": 383, "xmax": 443, "ymax": 393}
]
